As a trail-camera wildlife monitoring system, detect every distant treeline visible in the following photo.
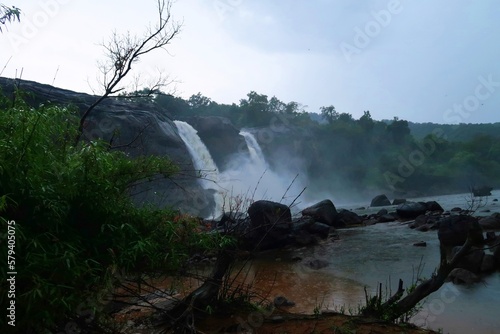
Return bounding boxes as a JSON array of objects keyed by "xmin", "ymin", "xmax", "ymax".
[
  {"xmin": 408, "ymin": 122, "xmax": 500, "ymax": 142},
  {"xmin": 132, "ymin": 89, "xmax": 500, "ymax": 196}
]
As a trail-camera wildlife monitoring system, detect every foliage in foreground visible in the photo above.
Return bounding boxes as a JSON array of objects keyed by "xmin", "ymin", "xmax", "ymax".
[{"xmin": 0, "ymin": 94, "xmax": 227, "ymax": 331}]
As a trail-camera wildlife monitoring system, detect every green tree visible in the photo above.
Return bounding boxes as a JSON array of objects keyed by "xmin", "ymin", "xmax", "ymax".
[
  {"xmin": 359, "ymin": 110, "xmax": 374, "ymax": 132},
  {"xmin": 188, "ymin": 92, "xmax": 213, "ymax": 109},
  {"xmin": 0, "ymin": 95, "xmax": 230, "ymax": 332},
  {"xmin": 155, "ymin": 92, "xmax": 190, "ymax": 115},
  {"xmin": 386, "ymin": 117, "xmax": 411, "ymax": 144},
  {"xmin": 320, "ymin": 105, "xmax": 339, "ymax": 124},
  {"xmin": 338, "ymin": 112, "xmax": 353, "ymax": 123},
  {"xmin": 239, "ymin": 91, "xmax": 271, "ymax": 126}
]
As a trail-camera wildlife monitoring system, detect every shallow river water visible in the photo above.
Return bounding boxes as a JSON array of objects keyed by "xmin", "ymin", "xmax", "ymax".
[{"xmin": 240, "ymin": 190, "xmax": 500, "ymax": 334}]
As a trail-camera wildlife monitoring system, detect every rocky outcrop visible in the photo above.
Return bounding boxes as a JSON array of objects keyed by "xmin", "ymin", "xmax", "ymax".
[
  {"xmin": 479, "ymin": 213, "xmax": 500, "ymax": 230},
  {"xmin": 336, "ymin": 209, "xmax": 363, "ymax": 226},
  {"xmin": 438, "ymin": 215, "xmax": 483, "ymax": 249},
  {"xmin": 247, "ymin": 200, "xmax": 292, "ymax": 250},
  {"xmin": 378, "ymin": 213, "xmax": 397, "ymax": 223},
  {"xmin": 0, "ymin": 78, "xmax": 210, "ymax": 216},
  {"xmin": 392, "ymin": 198, "xmax": 406, "ymax": 205},
  {"xmin": 302, "ymin": 199, "xmax": 338, "ymax": 227},
  {"xmin": 305, "ymin": 221, "xmax": 331, "ymax": 239},
  {"xmin": 423, "ymin": 201, "xmax": 444, "ymax": 212},
  {"xmin": 409, "ymin": 215, "xmax": 439, "ymax": 231},
  {"xmin": 396, "ymin": 202, "xmax": 427, "ymax": 219},
  {"xmin": 215, "ymin": 201, "xmax": 334, "ymax": 250},
  {"xmin": 494, "ymin": 243, "xmax": 500, "ymax": 266},
  {"xmin": 447, "ymin": 268, "xmax": 481, "ymax": 285},
  {"xmin": 370, "ymin": 194, "xmax": 391, "ymax": 207},
  {"xmin": 185, "ymin": 116, "xmax": 247, "ymax": 169},
  {"xmin": 480, "ymin": 254, "xmax": 497, "ymax": 273},
  {"xmin": 472, "ymin": 186, "xmax": 493, "ymax": 197},
  {"xmin": 451, "ymin": 246, "xmax": 484, "ymax": 273}
]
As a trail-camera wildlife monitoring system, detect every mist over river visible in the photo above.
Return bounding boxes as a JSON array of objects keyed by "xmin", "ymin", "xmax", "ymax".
[{"xmin": 243, "ymin": 190, "xmax": 500, "ymax": 334}]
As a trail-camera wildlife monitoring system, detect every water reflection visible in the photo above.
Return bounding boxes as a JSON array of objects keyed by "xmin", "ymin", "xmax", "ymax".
[{"xmin": 236, "ymin": 209, "xmax": 500, "ymax": 334}]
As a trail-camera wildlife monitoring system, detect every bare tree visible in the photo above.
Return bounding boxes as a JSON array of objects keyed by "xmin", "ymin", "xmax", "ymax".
[
  {"xmin": 0, "ymin": 4, "xmax": 20, "ymax": 32},
  {"xmin": 77, "ymin": 0, "xmax": 181, "ymax": 142}
]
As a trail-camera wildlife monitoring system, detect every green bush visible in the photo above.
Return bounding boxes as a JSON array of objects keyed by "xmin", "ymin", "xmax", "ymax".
[{"xmin": 0, "ymin": 93, "xmax": 226, "ymax": 331}]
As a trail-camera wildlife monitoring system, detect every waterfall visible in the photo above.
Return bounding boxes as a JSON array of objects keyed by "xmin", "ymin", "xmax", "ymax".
[
  {"xmin": 224, "ymin": 129, "xmax": 304, "ymax": 208},
  {"xmin": 239, "ymin": 130, "xmax": 267, "ymax": 170},
  {"xmin": 219, "ymin": 130, "xmax": 274, "ymax": 201},
  {"xmin": 174, "ymin": 120, "xmax": 223, "ymax": 216}
]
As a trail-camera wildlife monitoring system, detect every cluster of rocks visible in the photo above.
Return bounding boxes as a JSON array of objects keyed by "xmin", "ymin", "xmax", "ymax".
[
  {"xmin": 369, "ymin": 193, "xmax": 500, "ymax": 284},
  {"xmin": 208, "ymin": 197, "xmax": 413, "ymax": 249},
  {"xmin": 210, "ymin": 200, "xmax": 337, "ymax": 251},
  {"xmin": 437, "ymin": 214, "xmax": 500, "ymax": 284},
  {"xmin": 208, "ymin": 194, "xmax": 500, "ymax": 285}
]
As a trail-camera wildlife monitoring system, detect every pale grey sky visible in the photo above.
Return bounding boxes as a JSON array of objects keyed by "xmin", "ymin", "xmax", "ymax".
[{"xmin": 1, "ymin": 0, "xmax": 500, "ymax": 123}]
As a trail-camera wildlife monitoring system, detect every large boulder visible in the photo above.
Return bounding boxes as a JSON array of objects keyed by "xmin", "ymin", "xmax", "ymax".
[
  {"xmin": 472, "ymin": 186, "xmax": 493, "ymax": 197},
  {"xmin": 396, "ymin": 202, "xmax": 427, "ymax": 219},
  {"xmin": 306, "ymin": 222, "xmax": 331, "ymax": 239},
  {"xmin": 186, "ymin": 116, "xmax": 247, "ymax": 169},
  {"xmin": 301, "ymin": 199, "xmax": 338, "ymax": 227},
  {"xmin": 290, "ymin": 217, "xmax": 330, "ymax": 246},
  {"xmin": 480, "ymin": 254, "xmax": 497, "ymax": 273},
  {"xmin": 378, "ymin": 213, "xmax": 397, "ymax": 223},
  {"xmin": 479, "ymin": 213, "xmax": 500, "ymax": 230},
  {"xmin": 292, "ymin": 230, "xmax": 316, "ymax": 246},
  {"xmin": 247, "ymin": 200, "xmax": 292, "ymax": 250},
  {"xmin": 451, "ymin": 246, "xmax": 485, "ymax": 274},
  {"xmin": 392, "ymin": 198, "xmax": 406, "ymax": 205},
  {"xmin": 409, "ymin": 215, "xmax": 439, "ymax": 231},
  {"xmin": 438, "ymin": 215, "xmax": 483, "ymax": 249},
  {"xmin": 494, "ymin": 243, "xmax": 500, "ymax": 266},
  {"xmin": 336, "ymin": 209, "xmax": 363, "ymax": 226},
  {"xmin": 424, "ymin": 201, "xmax": 444, "ymax": 212},
  {"xmin": 447, "ymin": 268, "xmax": 481, "ymax": 285},
  {"xmin": 370, "ymin": 194, "xmax": 391, "ymax": 207}
]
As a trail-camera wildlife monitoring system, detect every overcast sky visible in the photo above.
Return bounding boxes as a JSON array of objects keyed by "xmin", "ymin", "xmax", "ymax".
[{"xmin": 2, "ymin": 0, "xmax": 500, "ymax": 124}]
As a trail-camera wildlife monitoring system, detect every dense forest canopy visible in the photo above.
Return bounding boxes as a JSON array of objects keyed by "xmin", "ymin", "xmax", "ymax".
[{"xmin": 144, "ymin": 89, "xmax": 500, "ymax": 198}]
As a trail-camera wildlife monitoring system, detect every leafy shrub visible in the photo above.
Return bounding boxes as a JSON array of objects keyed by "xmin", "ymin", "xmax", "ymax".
[{"xmin": 0, "ymin": 93, "xmax": 226, "ymax": 331}]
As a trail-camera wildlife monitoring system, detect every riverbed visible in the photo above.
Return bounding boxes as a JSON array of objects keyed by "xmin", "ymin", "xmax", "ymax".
[{"xmin": 240, "ymin": 190, "xmax": 500, "ymax": 334}]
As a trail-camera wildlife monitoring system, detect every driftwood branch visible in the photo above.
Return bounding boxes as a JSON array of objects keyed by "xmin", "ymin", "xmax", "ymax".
[{"xmin": 362, "ymin": 231, "xmax": 477, "ymax": 322}]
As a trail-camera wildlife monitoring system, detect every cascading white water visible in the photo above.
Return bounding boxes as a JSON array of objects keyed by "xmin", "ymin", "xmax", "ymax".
[
  {"xmin": 239, "ymin": 130, "xmax": 267, "ymax": 170},
  {"xmin": 174, "ymin": 120, "xmax": 223, "ymax": 216},
  {"xmin": 218, "ymin": 130, "xmax": 305, "ymax": 208}
]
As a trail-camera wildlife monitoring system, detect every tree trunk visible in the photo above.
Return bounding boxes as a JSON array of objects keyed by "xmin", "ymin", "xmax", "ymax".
[
  {"xmin": 387, "ymin": 238, "xmax": 474, "ymax": 321},
  {"xmin": 362, "ymin": 236, "xmax": 476, "ymax": 322},
  {"xmin": 166, "ymin": 250, "xmax": 234, "ymax": 331}
]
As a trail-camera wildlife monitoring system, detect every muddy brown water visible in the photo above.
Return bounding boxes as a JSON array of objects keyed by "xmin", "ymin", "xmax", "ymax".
[{"xmin": 119, "ymin": 191, "xmax": 500, "ymax": 334}]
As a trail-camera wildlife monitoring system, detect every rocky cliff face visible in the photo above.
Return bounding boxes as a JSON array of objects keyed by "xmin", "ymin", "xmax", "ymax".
[
  {"xmin": 0, "ymin": 77, "xmax": 213, "ymax": 216},
  {"xmin": 185, "ymin": 116, "xmax": 248, "ymax": 170}
]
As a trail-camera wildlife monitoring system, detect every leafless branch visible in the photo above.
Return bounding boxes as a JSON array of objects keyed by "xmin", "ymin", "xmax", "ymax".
[{"xmin": 76, "ymin": 0, "xmax": 181, "ymax": 143}]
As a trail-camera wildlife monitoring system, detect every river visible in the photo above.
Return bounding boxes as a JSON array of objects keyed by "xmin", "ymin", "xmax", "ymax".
[{"xmin": 238, "ymin": 190, "xmax": 500, "ymax": 334}]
